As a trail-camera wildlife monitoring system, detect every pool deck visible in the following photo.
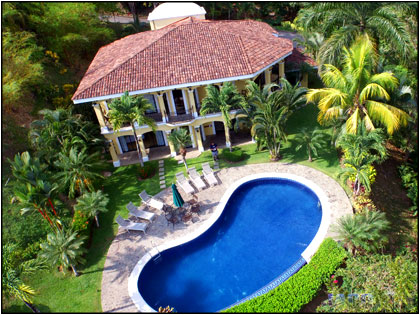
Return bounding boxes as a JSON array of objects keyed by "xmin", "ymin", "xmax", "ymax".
[{"xmin": 101, "ymin": 163, "xmax": 352, "ymax": 312}]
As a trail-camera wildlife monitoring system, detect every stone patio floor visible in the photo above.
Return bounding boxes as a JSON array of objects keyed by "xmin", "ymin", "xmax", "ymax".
[{"xmin": 101, "ymin": 163, "xmax": 352, "ymax": 312}]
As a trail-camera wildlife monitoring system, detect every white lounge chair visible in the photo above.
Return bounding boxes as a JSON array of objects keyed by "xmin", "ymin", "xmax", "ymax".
[
  {"xmin": 139, "ymin": 190, "xmax": 164, "ymax": 211},
  {"xmin": 175, "ymin": 172, "xmax": 195, "ymax": 195},
  {"xmin": 126, "ymin": 202, "xmax": 156, "ymax": 222},
  {"xmin": 116, "ymin": 215, "xmax": 149, "ymax": 233},
  {"xmin": 187, "ymin": 167, "xmax": 206, "ymax": 191},
  {"xmin": 202, "ymin": 162, "xmax": 218, "ymax": 186}
]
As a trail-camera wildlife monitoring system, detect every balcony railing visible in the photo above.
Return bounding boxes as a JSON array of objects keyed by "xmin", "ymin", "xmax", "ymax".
[
  {"xmin": 145, "ymin": 112, "xmax": 163, "ymax": 122},
  {"xmin": 167, "ymin": 113, "xmax": 193, "ymax": 124}
]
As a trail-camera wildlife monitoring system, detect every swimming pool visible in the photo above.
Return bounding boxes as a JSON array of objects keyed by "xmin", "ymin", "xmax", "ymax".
[{"xmin": 128, "ymin": 173, "xmax": 330, "ymax": 312}]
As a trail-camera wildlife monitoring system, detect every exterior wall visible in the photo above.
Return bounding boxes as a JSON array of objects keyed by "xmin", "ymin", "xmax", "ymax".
[{"xmin": 151, "ymin": 14, "xmax": 205, "ymax": 30}]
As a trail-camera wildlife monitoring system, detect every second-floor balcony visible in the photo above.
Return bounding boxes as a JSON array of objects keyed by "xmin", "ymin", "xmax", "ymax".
[{"xmin": 167, "ymin": 113, "xmax": 193, "ymax": 124}]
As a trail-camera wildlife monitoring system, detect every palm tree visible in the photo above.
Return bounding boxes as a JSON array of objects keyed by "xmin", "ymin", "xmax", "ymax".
[
  {"xmin": 294, "ymin": 31, "xmax": 325, "ymax": 63},
  {"xmin": 74, "ymin": 190, "xmax": 109, "ymax": 227},
  {"xmin": 39, "ymin": 227, "xmax": 87, "ymax": 277},
  {"xmin": 339, "ymin": 154, "xmax": 377, "ymax": 196},
  {"xmin": 333, "ymin": 211, "xmax": 390, "ymax": 255},
  {"xmin": 306, "ymin": 35, "xmax": 409, "ymax": 135},
  {"xmin": 167, "ymin": 129, "xmax": 191, "ymax": 170},
  {"xmin": 108, "ymin": 91, "xmax": 156, "ymax": 166},
  {"xmin": 200, "ymin": 82, "xmax": 244, "ymax": 152},
  {"xmin": 297, "ymin": 2, "xmax": 414, "ymax": 66},
  {"xmin": 2, "ymin": 244, "xmax": 47, "ymax": 312},
  {"xmin": 54, "ymin": 147, "xmax": 103, "ymax": 198},
  {"xmin": 295, "ymin": 127, "xmax": 327, "ymax": 162},
  {"xmin": 337, "ymin": 124, "xmax": 387, "ymax": 162}
]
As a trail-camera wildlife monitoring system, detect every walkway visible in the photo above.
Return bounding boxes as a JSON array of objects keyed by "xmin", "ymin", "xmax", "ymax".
[{"xmin": 100, "ymin": 163, "xmax": 352, "ymax": 312}]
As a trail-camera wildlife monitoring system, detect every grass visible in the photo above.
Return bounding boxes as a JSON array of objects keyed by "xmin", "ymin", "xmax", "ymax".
[{"xmin": 3, "ymin": 104, "xmax": 347, "ymax": 312}]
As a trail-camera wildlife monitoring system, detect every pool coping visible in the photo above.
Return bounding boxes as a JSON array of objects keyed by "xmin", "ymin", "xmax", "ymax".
[{"xmin": 127, "ymin": 172, "xmax": 331, "ymax": 312}]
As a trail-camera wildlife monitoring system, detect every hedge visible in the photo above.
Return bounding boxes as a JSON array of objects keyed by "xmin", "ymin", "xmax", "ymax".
[
  {"xmin": 221, "ymin": 148, "xmax": 245, "ymax": 162},
  {"xmin": 224, "ymin": 238, "xmax": 347, "ymax": 313}
]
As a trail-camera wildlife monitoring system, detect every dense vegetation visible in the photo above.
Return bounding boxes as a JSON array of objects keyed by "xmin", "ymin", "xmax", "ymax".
[{"xmin": 2, "ymin": 1, "xmax": 418, "ymax": 313}]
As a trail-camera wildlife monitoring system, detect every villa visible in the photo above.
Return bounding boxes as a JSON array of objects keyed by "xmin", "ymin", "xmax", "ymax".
[{"xmin": 72, "ymin": 2, "xmax": 316, "ymax": 167}]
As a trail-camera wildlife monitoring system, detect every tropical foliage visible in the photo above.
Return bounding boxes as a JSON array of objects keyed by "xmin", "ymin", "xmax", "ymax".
[
  {"xmin": 306, "ymin": 35, "xmax": 410, "ymax": 135},
  {"xmin": 294, "ymin": 127, "xmax": 326, "ymax": 162},
  {"xmin": 333, "ymin": 211, "xmax": 390, "ymax": 255},
  {"xmin": 242, "ymin": 79, "xmax": 307, "ymax": 160},
  {"xmin": 201, "ymin": 82, "xmax": 244, "ymax": 151},
  {"xmin": 108, "ymin": 91, "xmax": 156, "ymax": 167},
  {"xmin": 167, "ymin": 128, "xmax": 192, "ymax": 169},
  {"xmin": 318, "ymin": 253, "xmax": 418, "ymax": 313},
  {"xmin": 2, "ymin": 244, "xmax": 47, "ymax": 312},
  {"xmin": 398, "ymin": 164, "xmax": 418, "ymax": 215},
  {"xmin": 39, "ymin": 227, "xmax": 87, "ymax": 277},
  {"xmin": 54, "ymin": 147, "xmax": 103, "ymax": 199},
  {"xmin": 74, "ymin": 190, "xmax": 109, "ymax": 227},
  {"xmin": 297, "ymin": 2, "xmax": 415, "ymax": 66}
]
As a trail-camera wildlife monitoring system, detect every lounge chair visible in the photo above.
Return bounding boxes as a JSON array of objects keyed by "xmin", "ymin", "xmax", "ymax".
[
  {"xmin": 139, "ymin": 190, "xmax": 164, "ymax": 211},
  {"xmin": 202, "ymin": 162, "xmax": 218, "ymax": 186},
  {"xmin": 126, "ymin": 202, "xmax": 156, "ymax": 222},
  {"xmin": 175, "ymin": 172, "xmax": 195, "ymax": 195},
  {"xmin": 116, "ymin": 215, "xmax": 149, "ymax": 233},
  {"xmin": 187, "ymin": 167, "xmax": 206, "ymax": 191}
]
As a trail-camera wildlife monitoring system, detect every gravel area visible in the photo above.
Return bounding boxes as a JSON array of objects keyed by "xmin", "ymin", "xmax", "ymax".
[{"xmin": 101, "ymin": 163, "xmax": 352, "ymax": 312}]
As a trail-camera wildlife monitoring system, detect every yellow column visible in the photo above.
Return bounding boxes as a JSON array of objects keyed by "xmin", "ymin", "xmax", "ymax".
[
  {"xmin": 156, "ymin": 94, "xmax": 168, "ymax": 122},
  {"xmin": 279, "ymin": 61, "xmax": 285, "ymax": 78},
  {"xmin": 165, "ymin": 130, "xmax": 177, "ymax": 157},
  {"xmin": 166, "ymin": 91, "xmax": 176, "ymax": 115},
  {"xmin": 265, "ymin": 67, "xmax": 272, "ymax": 85},
  {"xmin": 195, "ymin": 126, "xmax": 204, "ymax": 152},
  {"xmin": 301, "ymin": 73, "xmax": 308, "ymax": 88},
  {"xmin": 112, "ymin": 138, "xmax": 121, "ymax": 154},
  {"xmin": 137, "ymin": 135, "xmax": 148, "ymax": 162},
  {"xmin": 187, "ymin": 89, "xmax": 198, "ymax": 117},
  {"xmin": 224, "ymin": 122, "xmax": 231, "ymax": 148},
  {"xmin": 92, "ymin": 104, "xmax": 106, "ymax": 127},
  {"xmin": 107, "ymin": 139, "xmax": 120, "ymax": 167}
]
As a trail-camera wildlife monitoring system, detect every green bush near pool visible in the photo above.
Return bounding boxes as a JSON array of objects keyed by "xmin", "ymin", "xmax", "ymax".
[
  {"xmin": 224, "ymin": 238, "xmax": 347, "ymax": 313},
  {"xmin": 221, "ymin": 147, "xmax": 246, "ymax": 162}
]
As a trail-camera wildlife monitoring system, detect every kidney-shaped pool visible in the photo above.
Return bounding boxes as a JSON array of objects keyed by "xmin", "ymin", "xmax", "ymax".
[{"xmin": 132, "ymin": 175, "xmax": 327, "ymax": 312}]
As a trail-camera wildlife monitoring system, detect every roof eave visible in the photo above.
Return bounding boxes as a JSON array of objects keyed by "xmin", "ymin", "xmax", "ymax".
[{"xmin": 73, "ymin": 51, "xmax": 292, "ymax": 104}]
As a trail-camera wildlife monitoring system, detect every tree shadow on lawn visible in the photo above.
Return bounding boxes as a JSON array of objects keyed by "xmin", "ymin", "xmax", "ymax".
[
  {"xmin": 370, "ymin": 158, "xmax": 414, "ymax": 253},
  {"xmin": 2, "ymin": 302, "xmax": 51, "ymax": 314}
]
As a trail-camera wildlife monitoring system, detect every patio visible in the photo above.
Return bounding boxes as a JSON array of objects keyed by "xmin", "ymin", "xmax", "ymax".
[{"xmin": 101, "ymin": 163, "xmax": 352, "ymax": 312}]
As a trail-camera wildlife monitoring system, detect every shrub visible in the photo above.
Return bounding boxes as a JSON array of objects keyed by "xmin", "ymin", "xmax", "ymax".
[
  {"xmin": 351, "ymin": 194, "xmax": 377, "ymax": 213},
  {"xmin": 224, "ymin": 238, "xmax": 347, "ymax": 313},
  {"xmin": 72, "ymin": 210, "xmax": 91, "ymax": 236},
  {"xmin": 398, "ymin": 164, "xmax": 418, "ymax": 215},
  {"xmin": 221, "ymin": 148, "xmax": 245, "ymax": 163},
  {"xmin": 138, "ymin": 162, "xmax": 157, "ymax": 179}
]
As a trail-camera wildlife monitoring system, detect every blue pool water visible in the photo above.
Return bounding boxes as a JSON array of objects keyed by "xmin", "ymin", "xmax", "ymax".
[{"xmin": 138, "ymin": 178, "xmax": 322, "ymax": 312}]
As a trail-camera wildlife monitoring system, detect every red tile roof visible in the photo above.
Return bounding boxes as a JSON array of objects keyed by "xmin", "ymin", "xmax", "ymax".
[
  {"xmin": 284, "ymin": 48, "xmax": 317, "ymax": 71},
  {"xmin": 72, "ymin": 18, "xmax": 293, "ymax": 102}
]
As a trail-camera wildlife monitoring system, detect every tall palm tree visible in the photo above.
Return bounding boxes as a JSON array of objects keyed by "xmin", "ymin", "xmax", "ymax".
[
  {"xmin": 297, "ymin": 2, "xmax": 414, "ymax": 66},
  {"xmin": 54, "ymin": 147, "xmax": 103, "ymax": 198},
  {"xmin": 2, "ymin": 244, "xmax": 47, "ymax": 313},
  {"xmin": 39, "ymin": 227, "xmax": 87, "ymax": 277},
  {"xmin": 333, "ymin": 211, "xmax": 390, "ymax": 255},
  {"xmin": 108, "ymin": 91, "xmax": 156, "ymax": 166},
  {"xmin": 295, "ymin": 127, "xmax": 327, "ymax": 162},
  {"xmin": 200, "ymin": 82, "xmax": 244, "ymax": 152},
  {"xmin": 74, "ymin": 190, "xmax": 109, "ymax": 227},
  {"xmin": 167, "ymin": 128, "xmax": 191, "ymax": 170},
  {"xmin": 306, "ymin": 35, "xmax": 409, "ymax": 135},
  {"xmin": 339, "ymin": 154, "xmax": 377, "ymax": 196}
]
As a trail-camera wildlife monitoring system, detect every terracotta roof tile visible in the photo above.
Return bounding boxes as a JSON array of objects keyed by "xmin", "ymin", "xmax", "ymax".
[
  {"xmin": 73, "ymin": 18, "xmax": 293, "ymax": 102},
  {"xmin": 285, "ymin": 48, "xmax": 317, "ymax": 71}
]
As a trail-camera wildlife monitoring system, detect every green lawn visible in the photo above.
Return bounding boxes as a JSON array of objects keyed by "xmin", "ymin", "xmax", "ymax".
[{"xmin": 3, "ymin": 104, "xmax": 348, "ymax": 312}]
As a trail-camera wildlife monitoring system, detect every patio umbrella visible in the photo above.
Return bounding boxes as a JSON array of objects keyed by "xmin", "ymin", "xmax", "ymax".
[{"xmin": 172, "ymin": 183, "xmax": 184, "ymax": 208}]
